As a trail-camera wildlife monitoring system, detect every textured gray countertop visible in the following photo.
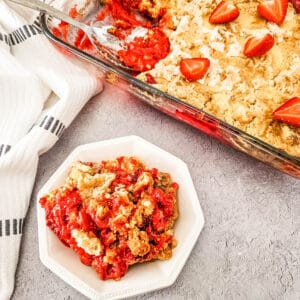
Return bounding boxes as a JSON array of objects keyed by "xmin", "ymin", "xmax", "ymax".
[{"xmin": 12, "ymin": 82, "xmax": 300, "ymax": 300}]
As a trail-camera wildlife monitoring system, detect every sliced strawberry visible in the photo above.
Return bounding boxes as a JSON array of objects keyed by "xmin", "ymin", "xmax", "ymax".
[
  {"xmin": 243, "ymin": 33, "xmax": 275, "ymax": 57},
  {"xmin": 180, "ymin": 58, "xmax": 210, "ymax": 81},
  {"xmin": 257, "ymin": 0, "xmax": 288, "ymax": 24},
  {"xmin": 290, "ymin": 0, "xmax": 300, "ymax": 13},
  {"xmin": 273, "ymin": 97, "xmax": 300, "ymax": 126},
  {"xmin": 209, "ymin": 1, "xmax": 240, "ymax": 24}
]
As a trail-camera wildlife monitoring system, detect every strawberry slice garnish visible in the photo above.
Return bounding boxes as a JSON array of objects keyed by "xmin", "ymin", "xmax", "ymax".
[
  {"xmin": 243, "ymin": 33, "xmax": 275, "ymax": 57},
  {"xmin": 209, "ymin": 1, "xmax": 240, "ymax": 24},
  {"xmin": 290, "ymin": 0, "xmax": 300, "ymax": 13},
  {"xmin": 180, "ymin": 58, "xmax": 210, "ymax": 81},
  {"xmin": 273, "ymin": 97, "xmax": 300, "ymax": 126},
  {"xmin": 257, "ymin": 0, "xmax": 288, "ymax": 24}
]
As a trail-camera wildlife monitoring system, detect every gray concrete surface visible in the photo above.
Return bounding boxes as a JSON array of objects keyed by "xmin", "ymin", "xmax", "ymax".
[{"xmin": 12, "ymin": 82, "xmax": 300, "ymax": 300}]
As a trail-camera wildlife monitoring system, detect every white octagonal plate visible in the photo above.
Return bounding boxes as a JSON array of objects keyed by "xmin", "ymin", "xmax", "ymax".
[{"xmin": 37, "ymin": 135, "xmax": 204, "ymax": 300}]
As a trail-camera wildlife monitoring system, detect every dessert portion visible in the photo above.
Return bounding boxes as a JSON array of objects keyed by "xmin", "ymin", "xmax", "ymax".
[
  {"xmin": 39, "ymin": 156, "xmax": 178, "ymax": 280},
  {"xmin": 136, "ymin": 0, "xmax": 300, "ymax": 157}
]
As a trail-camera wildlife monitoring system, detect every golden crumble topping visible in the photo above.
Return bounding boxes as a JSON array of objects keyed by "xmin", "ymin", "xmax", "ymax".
[{"xmin": 138, "ymin": 0, "xmax": 300, "ymax": 156}]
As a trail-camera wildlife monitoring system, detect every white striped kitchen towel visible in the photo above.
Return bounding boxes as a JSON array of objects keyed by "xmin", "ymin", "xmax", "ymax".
[{"xmin": 0, "ymin": 0, "xmax": 103, "ymax": 299}]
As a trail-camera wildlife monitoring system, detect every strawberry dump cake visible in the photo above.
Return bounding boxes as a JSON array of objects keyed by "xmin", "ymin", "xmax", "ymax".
[
  {"xmin": 39, "ymin": 156, "xmax": 178, "ymax": 280},
  {"xmin": 135, "ymin": 0, "xmax": 300, "ymax": 156},
  {"xmin": 53, "ymin": 0, "xmax": 299, "ymax": 156}
]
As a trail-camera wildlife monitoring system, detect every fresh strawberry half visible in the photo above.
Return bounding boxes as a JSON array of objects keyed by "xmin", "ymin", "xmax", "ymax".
[
  {"xmin": 180, "ymin": 58, "xmax": 210, "ymax": 81},
  {"xmin": 209, "ymin": 1, "xmax": 240, "ymax": 24},
  {"xmin": 273, "ymin": 97, "xmax": 300, "ymax": 126},
  {"xmin": 257, "ymin": 0, "xmax": 288, "ymax": 24},
  {"xmin": 243, "ymin": 33, "xmax": 275, "ymax": 57}
]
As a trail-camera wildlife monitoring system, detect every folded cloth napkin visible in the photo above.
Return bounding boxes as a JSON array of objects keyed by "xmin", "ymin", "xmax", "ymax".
[{"xmin": 0, "ymin": 1, "xmax": 103, "ymax": 298}]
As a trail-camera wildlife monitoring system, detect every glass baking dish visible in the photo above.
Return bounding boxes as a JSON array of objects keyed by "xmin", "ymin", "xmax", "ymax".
[{"xmin": 39, "ymin": 13, "xmax": 300, "ymax": 179}]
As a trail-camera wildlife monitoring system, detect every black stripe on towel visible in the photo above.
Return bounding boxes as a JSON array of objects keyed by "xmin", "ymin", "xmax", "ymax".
[
  {"xmin": 39, "ymin": 115, "xmax": 66, "ymax": 137},
  {"xmin": 0, "ymin": 17, "xmax": 42, "ymax": 46},
  {"xmin": 0, "ymin": 144, "xmax": 11, "ymax": 157},
  {"xmin": 13, "ymin": 219, "xmax": 18, "ymax": 235},
  {"xmin": 0, "ymin": 218, "xmax": 24, "ymax": 237},
  {"xmin": 19, "ymin": 218, "xmax": 23, "ymax": 234},
  {"xmin": 33, "ymin": 19, "xmax": 42, "ymax": 32},
  {"xmin": 5, "ymin": 220, "xmax": 10, "ymax": 236},
  {"xmin": 18, "ymin": 27, "xmax": 27, "ymax": 41}
]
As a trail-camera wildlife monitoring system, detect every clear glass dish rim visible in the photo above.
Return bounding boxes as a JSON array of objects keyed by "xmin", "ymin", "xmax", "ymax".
[{"xmin": 39, "ymin": 13, "xmax": 300, "ymax": 167}]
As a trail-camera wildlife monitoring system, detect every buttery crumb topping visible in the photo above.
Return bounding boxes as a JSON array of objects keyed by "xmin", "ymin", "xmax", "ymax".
[{"xmin": 138, "ymin": 1, "xmax": 300, "ymax": 157}]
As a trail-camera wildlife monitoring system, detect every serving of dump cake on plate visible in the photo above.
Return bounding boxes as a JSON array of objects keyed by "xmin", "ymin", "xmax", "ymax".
[{"xmin": 39, "ymin": 156, "xmax": 178, "ymax": 280}]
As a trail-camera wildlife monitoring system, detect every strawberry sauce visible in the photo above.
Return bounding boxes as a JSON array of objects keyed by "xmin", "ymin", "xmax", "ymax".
[{"xmin": 52, "ymin": 0, "xmax": 170, "ymax": 72}]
